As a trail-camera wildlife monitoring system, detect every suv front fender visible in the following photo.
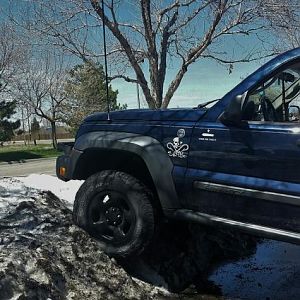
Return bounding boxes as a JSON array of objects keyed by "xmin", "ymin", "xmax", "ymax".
[{"xmin": 59, "ymin": 131, "xmax": 180, "ymax": 211}]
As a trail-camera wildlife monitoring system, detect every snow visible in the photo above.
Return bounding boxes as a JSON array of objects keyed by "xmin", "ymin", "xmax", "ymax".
[
  {"xmin": 1, "ymin": 174, "xmax": 300, "ymax": 298},
  {"xmin": 0, "ymin": 177, "xmax": 38, "ymax": 218},
  {"xmin": 17, "ymin": 174, "xmax": 83, "ymax": 207},
  {"xmin": 0, "ymin": 175, "xmax": 83, "ymax": 212}
]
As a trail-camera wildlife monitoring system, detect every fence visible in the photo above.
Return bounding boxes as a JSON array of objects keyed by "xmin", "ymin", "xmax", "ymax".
[{"xmin": 13, "ymin": 132, "xmax": 74, "ymax": 142}]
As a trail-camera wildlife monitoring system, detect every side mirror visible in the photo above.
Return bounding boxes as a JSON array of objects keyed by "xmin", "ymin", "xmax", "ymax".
[
  {"xmin": 220, "ymin": 93, "xmax": 247, "ymax": 126},
  {"xmin": 289, "ymin": 105, "xmax": 300, "ymax": 121}
]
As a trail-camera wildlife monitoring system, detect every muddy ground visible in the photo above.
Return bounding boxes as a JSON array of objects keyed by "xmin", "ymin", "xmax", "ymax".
[
  {"xmin": 210, "ymin": 240, "xmax": 300, "ymax": 299},
  {"xmin": 1, "ymin": 178, "xmax": 299, "ymax": 299},
  {"xmin": 128, "ymin": 229, "xmax": 300, "ymax": 299}
]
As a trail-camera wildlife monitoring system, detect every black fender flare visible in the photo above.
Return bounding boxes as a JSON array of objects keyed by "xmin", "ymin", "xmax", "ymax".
[{"xmin": 73, "ymin": 131, "xmax": 180, "ymax": 211}]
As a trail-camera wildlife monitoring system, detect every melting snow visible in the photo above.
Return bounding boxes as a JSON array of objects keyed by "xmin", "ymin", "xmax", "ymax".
[
  {"xmin": 17, "ymin": 174, "xmax": 83, "ymax": 207},
  {"xmin": 1, "ymin": 174, "xmax": 300, "ymax": 298},
  {"xmin": 0, "ymin": 177, "xmax": 39, "ymax": 218},
  {"xmin": 0, "ymin": 175, "xmax": 83, "ymax": 211}
]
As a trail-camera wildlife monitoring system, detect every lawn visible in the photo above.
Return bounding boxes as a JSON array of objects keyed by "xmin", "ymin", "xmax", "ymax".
[{"xmin": 0, "ymin": 144, "xmax": 62, "ymax": 162}]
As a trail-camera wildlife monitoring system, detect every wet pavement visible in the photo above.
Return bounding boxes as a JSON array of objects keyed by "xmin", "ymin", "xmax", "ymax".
[{"xmin": 210, "ymin": 240, "xmax": 300, "ymax": 299}]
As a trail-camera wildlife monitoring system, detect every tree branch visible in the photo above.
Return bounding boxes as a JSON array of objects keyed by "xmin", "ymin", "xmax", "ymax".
[
  {"xmin": 109, "ymin": 74, "xmax": 139, "ymax": 83},
  {"xmin": 162, "ymin": 0, "xmax": 226, "ymax": 108},
  {"xmin": 141, "ymin": 0, "xmax": 161, "ymax": 106},
  {"xmin": 89, "ymin": 0, "xmax": 155, "ymax": 108}
]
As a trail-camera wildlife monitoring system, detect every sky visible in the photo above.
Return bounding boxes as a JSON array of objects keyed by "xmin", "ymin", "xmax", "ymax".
[
  {"xmin": 111, "ymin": 29, "xmax": 271, "ymax": 109},
  {"xmin": 95, "ymin": 1, "xmax": 277, "ymax": 109},
  {"xmin": 113, "ymin": 57, "xmax": 263, "ymax": 109},
  {"xmin": 1, "ymin": 0, "xmax": 281, "ymax": 110}
]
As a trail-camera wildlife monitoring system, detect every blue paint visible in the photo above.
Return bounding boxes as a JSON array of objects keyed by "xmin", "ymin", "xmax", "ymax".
[
  {"xmin": 185, "ymin": 168, "xmax": 300, "ymax": 196},
  {"xmin": 84, "ymin": 108, "xmax": 206, "ymax": 122}
]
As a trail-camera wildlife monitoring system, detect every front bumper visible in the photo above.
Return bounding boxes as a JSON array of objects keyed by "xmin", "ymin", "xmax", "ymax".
[{"xmin": 56, "ymin": 142, "xmax": 82, "ymax": 181}]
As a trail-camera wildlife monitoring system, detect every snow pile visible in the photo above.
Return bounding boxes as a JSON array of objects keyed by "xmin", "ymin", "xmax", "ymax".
[
  {"xmin": 0, "ymin": 177, "xmax": 39, "ymax": 218},
  {"xmin": 17, "ymin": 174, "xmax": 83, "ymax": 207},
  {"xmin": 1, "ymin": 175, "xmax": 300, "ymax": 298},
  {"xmin": 0, "ymin": 175, "xmax": 258, "ymax": 295},
  {"xmin": 0, "ymin": 184, "xmax": 169, "ymax": 299},
  {"xmin": 0, "ymin": 175, "xmax": 82, "ymax": 214}
]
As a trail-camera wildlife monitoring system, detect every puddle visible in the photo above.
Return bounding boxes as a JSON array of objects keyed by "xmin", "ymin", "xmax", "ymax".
[{"xmin": 210, "ymin": 240, "xmax": 300, "ymax": 299}]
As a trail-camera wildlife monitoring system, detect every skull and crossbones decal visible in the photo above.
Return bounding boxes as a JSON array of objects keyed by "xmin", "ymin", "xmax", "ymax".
[{"xmin": 167, "ymin": 130, "xmax": 189, "ymax": 158}]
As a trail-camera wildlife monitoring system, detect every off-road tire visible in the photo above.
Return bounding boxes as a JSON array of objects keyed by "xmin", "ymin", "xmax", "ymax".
[{"xmin": 73, "ymin": 170, "xmax": 157, "ymax": 257}]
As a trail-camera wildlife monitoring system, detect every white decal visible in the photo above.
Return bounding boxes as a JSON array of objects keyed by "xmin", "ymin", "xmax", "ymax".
[
  {"xmin": 199, "ymin": 129, "xmax": 216, "ymax": 142},
  {"xmin": 177, "ymin": 128, "xmax": 185, "ymax": 138},
  {"xmin": 167, "ymin": 137, "xmax": 189, "ymax": 158},
  {"xmin": 202, "ymin": 129, "xmax": 214, "ymax": 137}
]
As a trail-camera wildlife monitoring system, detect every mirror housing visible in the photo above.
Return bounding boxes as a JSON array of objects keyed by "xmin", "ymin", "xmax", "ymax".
[
  {"xmin": 289, "ymin": 105, "xmax": 300, "ymax": 121},
  {"xmin": 220, "ymin": 93, "xmax": 247, "ymax": 126}
]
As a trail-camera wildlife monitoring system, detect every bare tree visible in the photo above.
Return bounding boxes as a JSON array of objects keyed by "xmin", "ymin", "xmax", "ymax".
[
  {"xmin": 259, "ymin": 1, "xmax": 300, "ymax": 50},
  {"xmin": 9, "ymin": 0, "xmax": 295, "ymax": 108},
  {"xmin": 13, "ymin": 53, "xmax": 67, "ymax": 149},
  {"xmin": 0, "ymin": 22, "xmax": 25, "ymax": 94}
]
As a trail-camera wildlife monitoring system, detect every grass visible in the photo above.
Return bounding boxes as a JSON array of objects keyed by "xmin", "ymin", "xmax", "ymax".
[{"xmin": 0, "ymin": 144, "xmax": 62, "ymax": 163}]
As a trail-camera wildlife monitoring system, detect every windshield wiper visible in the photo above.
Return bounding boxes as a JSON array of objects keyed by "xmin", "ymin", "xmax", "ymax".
[{"xmin": 197, "ymin": 99, "xmax": 219, "ymax": 109}]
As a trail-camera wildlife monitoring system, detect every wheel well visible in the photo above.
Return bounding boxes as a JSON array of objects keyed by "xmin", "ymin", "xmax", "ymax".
[{"xmin": 74, "ymin": 148, "xmax": 161, "ymax": 209}]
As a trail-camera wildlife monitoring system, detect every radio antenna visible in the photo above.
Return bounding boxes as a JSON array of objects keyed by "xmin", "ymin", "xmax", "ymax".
[{"xmin": 101, "ymin": 0, "xmax": 110, "ymax": 120}]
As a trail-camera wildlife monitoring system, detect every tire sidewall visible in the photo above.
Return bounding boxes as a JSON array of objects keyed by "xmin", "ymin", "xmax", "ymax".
[{"xmin": 73, "ymin": 171, "xmax": 155, "ymax": 257}]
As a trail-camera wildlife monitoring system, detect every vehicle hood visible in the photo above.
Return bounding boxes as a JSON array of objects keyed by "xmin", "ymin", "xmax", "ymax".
[{"xmin": 84, "ymin": 108, "xmax": 206, "ymax": 122}]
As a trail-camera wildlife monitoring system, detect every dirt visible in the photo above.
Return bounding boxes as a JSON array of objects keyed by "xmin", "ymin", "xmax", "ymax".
[
  {"xmin": 2, "ymin": 181, "xmax": 297, "ymax": 300},
  {"xmin": 0, "ymin": 183, "xmax": 259, "ymax": 300},
  {"xmin": 210, "ymin": 239, "xmax": 300, "ymax": 299},
  {"xmin": 0, "ymin": 191, "xmax": 171, "ymax": 300},
  {"xmin": 121, "ymin": 221, "xmax": 257, "ymax": 294}
]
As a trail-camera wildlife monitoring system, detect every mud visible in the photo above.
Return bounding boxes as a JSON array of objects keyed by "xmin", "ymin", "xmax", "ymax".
[
  {"xmin": 210, "ymin": 240, "xmax": 300, "ymax": 299},
  {"xmin": 122, "ymin": 222, "xmax": 257, "ymax": 294},
  {"xmin": 1, "ymin": 180, "xmax": 298, "ymax": 299},
  {"xmin": 0, "ymin": 191, "xmax": 170, "ymax": 300}
]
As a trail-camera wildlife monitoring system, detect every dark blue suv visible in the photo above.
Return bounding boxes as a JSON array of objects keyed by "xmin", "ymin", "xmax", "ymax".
[{"xmin": 57, "ymin": 48, "xmax": 300, "ymax": 257}]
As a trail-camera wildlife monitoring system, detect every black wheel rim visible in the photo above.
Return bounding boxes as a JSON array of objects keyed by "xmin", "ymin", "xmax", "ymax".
[{"xmin": 87, "ymin": 190, "xmax": 136, "ymax": 246}]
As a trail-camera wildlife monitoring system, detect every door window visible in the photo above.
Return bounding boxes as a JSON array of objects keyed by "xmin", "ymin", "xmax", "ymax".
[{"xmin": 242, "ymin": 63, "xmax": 300, "ymax": 122}]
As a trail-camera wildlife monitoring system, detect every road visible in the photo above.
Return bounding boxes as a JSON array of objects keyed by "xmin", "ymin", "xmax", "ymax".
[
  {"xmin": 2, "ymin": 138, "xmax": 74, "ymax": 146},
  {"xmin": 0, "ymin": 158, "xmax": 56, "ymax": 177}
]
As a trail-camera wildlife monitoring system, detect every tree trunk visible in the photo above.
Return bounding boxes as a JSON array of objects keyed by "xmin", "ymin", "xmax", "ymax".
[
  {"xmin": 50, "ymin": 121, "xmax": 57, "ymax": 149},
  {"xmin": 162, "ymin": 65, "xmax": 188, "ymax": 108},
  {"xmin": 21, "ymin": 110, "xmax": 27, "ymax": 146},
  {"xmin": 26, "ymin": 107, "xmax": 31, "ymax": 144}
]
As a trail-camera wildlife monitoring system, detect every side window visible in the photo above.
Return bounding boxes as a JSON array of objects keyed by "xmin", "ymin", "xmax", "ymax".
[{"xmin": 242, "ymin": 63, "xmax": 300, "ymax": 122}]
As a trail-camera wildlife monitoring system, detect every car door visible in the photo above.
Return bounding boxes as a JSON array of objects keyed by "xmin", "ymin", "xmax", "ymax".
[{"xmin": 184, "ymin": 64, "xmax": 300, "ymax": 233}]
